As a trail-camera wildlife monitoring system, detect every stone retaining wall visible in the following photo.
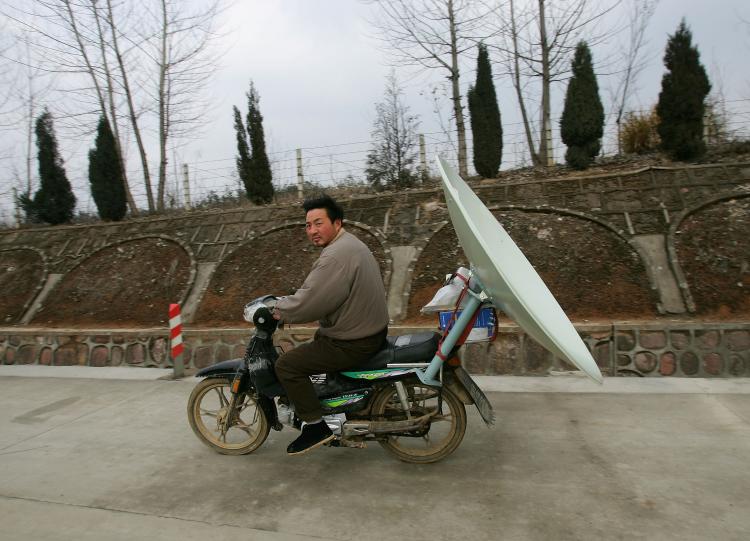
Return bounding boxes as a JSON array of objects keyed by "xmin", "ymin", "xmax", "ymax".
[{"xmin": 2, "ymin": 323, "xmax": 747, "ymax": 378}]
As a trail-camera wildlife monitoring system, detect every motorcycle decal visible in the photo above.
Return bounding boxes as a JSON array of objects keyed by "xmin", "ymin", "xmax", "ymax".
[
  {"xmin": 340, "ymin": 368, "xmax": 415, "ymax": 380},
  {"xmin": 321, "ymin": 393, "xmax": 366, "ymax": 408}
]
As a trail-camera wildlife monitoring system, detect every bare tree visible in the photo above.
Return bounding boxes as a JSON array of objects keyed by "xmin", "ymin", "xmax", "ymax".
[
  {"xmin": 365, "ymin": 72, "xmax": 421, "ymax": 190},
  {"xmin": 610, "ymin": 0, "xmax": 658, "ymax": 154},
  {"xmin": 492, "ymin": 0, "xmax": 618, "ymax": 166},
  {"xmin": 369, "ymin": 0, "xmax": 491, "ymax": 177},
  {"xmin": 143, "ymin": 0, "xmax": 223, "ymax": 211}
]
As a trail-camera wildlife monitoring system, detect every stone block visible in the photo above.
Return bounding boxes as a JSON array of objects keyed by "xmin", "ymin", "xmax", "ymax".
[
  {"xmin": 639, "ymin": 331, "xmax": 666, "ymax": 349},
  {"xmin": 9, "ymin": 335, "xmax": 20, "ymax": 346},
  {"xmin": 126, "ymin": 343, "xmax": 145, "ymax": 365},
  {"xmin": 93, "ymin": 335, "xmax": 110, "ymax": 344},
  {"xmin": 696, "ymin": 330, "xmax": 720, "ymax": 350},
  {"xmin": 524, "ymin": 336, "xmax": 553, "ymax": 375},
  {"xmin": 634, "ymin": 351, "xmax": 657, "ymax": 373},
  {"xmin": 215, "ymin": 345, "xmax": 231, "ymax": 362},
  {"xmin": 113, "ymin": 336, "xmax": 125, "ymax": 344},
  {"xmin": 702, "ymin": 353, "xmax": 722, "ymax": 376},
  {"xmin": 39, "ymin": 347, "xmax": 52, "ymax": 366},
  {"xmin": 149, "ymin": 337, "xmax": 168, "ymax": 364},
  {"xmin": 489, "ymin": 335, "xmax": 521, "ymax": 375},
  {"xmin": 593, "ymin": 342, "xmax": 610, "ymax": 369},
  {"xmin": 617, "ymin": 354, "xmax": 631, "ymax": 367},
  {"xmin": 4, "ymin": 347, "xmax": 16, "ymax": 364},
  {"xmin": 669, "ymin": 331, "xmax": 690, "ymax": 350},
  {"xmin": 55, "ymin": 343, "xmax": 88, "ymax": 366},
  {"xmin": 680, "ymin": 351, "xmax": 699, "ymax": 376},
  {"xmin": 194, "ymin": 346, "xmax": 213, "ymax": 369},
  {"xmin": 461, "ymin": 343, "xmax": 489, "ymax": 374},
  {"xmin": 659, "ymin": 352, "xmax": 676, "ymax": 376},
  {"xmin": 616, "ymin": 331, "xmax": 635, "ymax": 351},
  {"xmin": 232, "ymin": 344, "xmax": 246, "ymax": 358},
  {"xmin": 17, "ymin": 345, "xmax": 39, "ymax": 365},
  {"xmin": 111, "ymin": 346, "xmax": 124, "ymax": 366},
  {"xmin": 728, "ymin": 354, "xmax": 746, "ymax": 376},
  {"xmin": 90, "ymin": 346, "xmax": 110, "ymax": 367},
  {"xmin": 726, "ymin": 330, "xmax": 750, "ymax": 351}
]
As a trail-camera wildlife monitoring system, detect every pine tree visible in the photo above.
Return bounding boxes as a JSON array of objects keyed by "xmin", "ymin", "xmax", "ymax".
[
  {"xmin": 656, "ymin": 20, "xmax": 711, "ymax": 161},
  {"xmin": 30, "ymin": 109, "xmax": 76, "ymax": 224},
  {"xmin": 467, "ymin": 43, "xmax": 502, "ymax": 178},
  {"xmin": 233, "ymin": 106, "xmax": 253, "ymax": 198},
  {"xmin": 88, "ymin": 116, "xmax": 127, "ymax": 221},
  {"xmin": 246, "ymin": 83, "xmax": 274, "ymax": 204},
  {"xmin": 560, "ymin": 41, "xmax": 604, "ymax": 170}
]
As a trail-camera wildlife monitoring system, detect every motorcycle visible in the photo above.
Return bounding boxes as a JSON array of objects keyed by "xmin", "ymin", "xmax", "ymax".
[{"xmin": 187, "ymin": 268, "xmax": 494, "ymax": 464}]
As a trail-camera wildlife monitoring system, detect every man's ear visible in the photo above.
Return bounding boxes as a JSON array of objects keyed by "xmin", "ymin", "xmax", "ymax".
[{"xmin": 334, "ymin": 218, "xmax": 343, "ymax": 229}]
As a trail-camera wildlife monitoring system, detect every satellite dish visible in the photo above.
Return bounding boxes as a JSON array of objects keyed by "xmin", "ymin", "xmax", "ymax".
[{"xmin": 436, "ymin": 156, "xmax": 603, "ymax": 384}]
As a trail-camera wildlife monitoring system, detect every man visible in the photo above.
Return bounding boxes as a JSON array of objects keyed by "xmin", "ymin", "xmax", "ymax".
[{"xmin": 272, "ymin": 195, "xmax": 389, "ymax": 455}]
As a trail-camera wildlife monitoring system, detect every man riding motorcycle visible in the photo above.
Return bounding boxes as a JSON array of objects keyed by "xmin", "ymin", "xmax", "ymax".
[{"xmin": 272, "ymin": 195, "xmax": 389, "ymax": 455}]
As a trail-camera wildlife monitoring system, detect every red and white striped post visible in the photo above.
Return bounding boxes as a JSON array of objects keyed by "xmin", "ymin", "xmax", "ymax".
[{"xmin": 169, "ymin": 303, "xmax": 184, "ymax": 378}]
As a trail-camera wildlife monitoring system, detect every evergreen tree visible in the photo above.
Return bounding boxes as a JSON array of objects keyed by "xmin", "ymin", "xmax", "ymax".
[
  {"xmin": 88, "ymin": 116, "xmax": 127, "ymax": 221},
  {"xmin": 246, "ymin": 83, "xmax": 274, "ymax": 204},
  {"xmin": 365, "ymin": 72, "xmax": 419, "ymax": 191},
  {"xmin": 560, "ymin": 41, "xmax": 604, "ymax": 170},
  {"xmin": 233, "ymin": 106, "xmax": 253, "ymax": 198},
  {"xmin": 467, "ymin": 43, "xmax": 502, "ymax": 178},
  {"xmin": 656, "ymin": 20, "xmax": 711, "ymax": 160},
  {"xmin": 29, "ymin": 109, "xmax": 76, "ymax": 224}
]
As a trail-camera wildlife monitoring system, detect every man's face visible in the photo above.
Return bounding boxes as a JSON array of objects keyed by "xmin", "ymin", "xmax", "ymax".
[{"xmin": 305, "ymin": 208, "xmax": 342, "ymax": 247}]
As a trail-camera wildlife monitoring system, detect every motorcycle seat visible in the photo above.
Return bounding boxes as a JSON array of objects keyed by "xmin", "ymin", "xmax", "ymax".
[{"xmin": 352, "ymin": 332, "xmax": 441, "ymax": 371}]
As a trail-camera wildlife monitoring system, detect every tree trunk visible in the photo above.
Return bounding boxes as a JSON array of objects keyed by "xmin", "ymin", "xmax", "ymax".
[
  {"xmin": 106, "ymin": 0, "xmax": 155, "ymax": 212},
  {"xmin": 91, "ymin": 0, "xmax": 137, "ymax": 215},
  {"xmin": 448, "ymin": 0, "xmax": 468, "ymax": 177},
  {"xmin": 157, "ymin": 0, "xmax": 169, "ymax": 211},
  {"xmin": 538, "ymin": 0, "xmax": 554, "ymax": 166},
  {"xmin": 509, "ymin": 0, "xmax": 541, "ymax": 166}
]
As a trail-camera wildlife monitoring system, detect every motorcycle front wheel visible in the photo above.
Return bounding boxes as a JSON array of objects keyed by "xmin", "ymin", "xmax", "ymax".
[
  {"xmin": 371, "ymin": 380, "xmax": 467, "ymax": 464},
  {"xmin": 187, "ymin": 377, "xmax": 270, "ymax": 455}
]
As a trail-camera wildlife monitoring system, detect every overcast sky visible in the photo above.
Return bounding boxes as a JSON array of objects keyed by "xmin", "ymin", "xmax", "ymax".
[{"xmin": 2, "ymin": 0, "xmax": 749, "ymax": 220}]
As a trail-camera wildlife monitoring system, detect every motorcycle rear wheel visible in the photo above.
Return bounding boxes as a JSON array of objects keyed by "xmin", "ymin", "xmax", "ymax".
[
  {"xmin": 371, "ymin": 381, "xmax": 466, "ymax": 464},
  {"xmin": 187, "ymin": 377, "xmax": 270, "ymax": 455}
]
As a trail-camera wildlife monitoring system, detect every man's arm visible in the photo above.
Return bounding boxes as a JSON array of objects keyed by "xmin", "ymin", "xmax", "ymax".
[{"xmin": 274, "ymin": 255, "xmax": 350, "ymax": 324}]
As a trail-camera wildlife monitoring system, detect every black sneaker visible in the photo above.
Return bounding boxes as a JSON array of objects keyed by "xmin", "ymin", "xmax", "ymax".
[{"xmin": 287, "ymin": 421, "xmax": 334, "ymax": 455}]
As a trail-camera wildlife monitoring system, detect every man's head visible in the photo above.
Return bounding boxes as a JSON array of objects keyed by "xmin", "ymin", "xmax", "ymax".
[{"xmin": 302, "ymin": 195, "xmax": 344, "ymax": 247}]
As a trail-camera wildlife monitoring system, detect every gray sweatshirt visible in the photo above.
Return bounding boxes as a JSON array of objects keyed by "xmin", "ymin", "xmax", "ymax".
[{"xmin": 275, "ymin": 230, "xmax": 389, "ymax": 340}]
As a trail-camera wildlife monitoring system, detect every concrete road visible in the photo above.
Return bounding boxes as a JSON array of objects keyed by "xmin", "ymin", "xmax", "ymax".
[{"xmin": 1, "ymin": 368, "xmax": 749, "ymax": 541}]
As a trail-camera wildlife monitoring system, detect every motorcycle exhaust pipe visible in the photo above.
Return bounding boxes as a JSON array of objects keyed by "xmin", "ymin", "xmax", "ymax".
[{"xmin": 342, "ymin": 412, "xmax": 433, "ymax": 437}]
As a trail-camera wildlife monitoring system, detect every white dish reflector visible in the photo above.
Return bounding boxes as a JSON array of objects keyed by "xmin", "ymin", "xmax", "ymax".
[{"xmin": 436, "ymin": 156, "xmax": 603, "ymax": 384}]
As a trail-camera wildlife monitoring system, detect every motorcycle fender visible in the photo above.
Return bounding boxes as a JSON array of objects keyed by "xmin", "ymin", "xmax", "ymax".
[
  {"xmin": 443, "ymin": 370, "xmax": 474, "ymax": 405},
  {"xmin": 195, "ymin": 358, "xmax": 243, "ymax": 379}
]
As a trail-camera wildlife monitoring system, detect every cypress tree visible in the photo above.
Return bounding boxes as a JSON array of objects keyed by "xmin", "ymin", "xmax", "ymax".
[
  {"xmin": 88, "ymin": 115, "xmax": 127, "ymax": 221},
  {"xmin": 246, "ymin": 83, "xmax": 274, "ymax": 204},
  {"xmin": 560, "ymin": 41, "xmax": 604, "ymax": 170},
  {"xmin": 467, "ymin": 43, "xmax": 502, "ymax": 178},
  {"xmin": 31, "ymin": 109, "xmax": 76, "ymax": 224},
  {"xmin": 233, "ymin": 106, "xmax": 253, "ymax": 198},
  {"xmin": 656, "ymin": 20, "xmax": 711, "ymax": 160}
]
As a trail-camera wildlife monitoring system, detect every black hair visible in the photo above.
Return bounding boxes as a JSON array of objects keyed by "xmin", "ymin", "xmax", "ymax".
[{"xmin": 302, "ymin": 194, "xmax": 344, "ymax": 223}]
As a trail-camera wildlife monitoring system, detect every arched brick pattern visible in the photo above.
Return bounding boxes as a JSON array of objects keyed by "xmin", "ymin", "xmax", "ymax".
[
  {"xmin": 405, "ymin": 209, "xmax": 659, "ymax": 323},
  {"xmin": 31, "ymin": 237, "xmax": 192, "ymax": 326},
  {"xmin": 193, "ymin": 224, "xmax": 388, "ymax": 326},
  {"xmin": 673, "ymin": 197, "xmax": 750, "ymax": 317},
  {"xmin": 0, "ymin": 248, "xmax": 45, "ymax": 324}
]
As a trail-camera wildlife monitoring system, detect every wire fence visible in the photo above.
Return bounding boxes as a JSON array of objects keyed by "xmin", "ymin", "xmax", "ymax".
[{"xmin": 3, "ymin": 98, "xmax": 750, "ymax": 224}]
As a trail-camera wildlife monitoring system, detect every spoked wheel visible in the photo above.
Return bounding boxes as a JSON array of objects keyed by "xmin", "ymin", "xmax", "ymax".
[
  {"xmin": 371, "ymin": 380, "xmax": 466, "ymax": 464},
  {"xmin": 187, "ymin": 378, "xmax": 270, "ymax": 455}
]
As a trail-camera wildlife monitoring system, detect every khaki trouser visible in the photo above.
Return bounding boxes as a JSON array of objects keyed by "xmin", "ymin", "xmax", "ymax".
[{"xmin": 274, "ymin": 328, "xmax": 388, "ymax": 422}]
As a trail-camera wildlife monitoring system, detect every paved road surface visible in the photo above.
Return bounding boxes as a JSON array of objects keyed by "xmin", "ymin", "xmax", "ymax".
[{"xmin": 1, "ymin": 367, "xmax": 749, "ymax": 541}]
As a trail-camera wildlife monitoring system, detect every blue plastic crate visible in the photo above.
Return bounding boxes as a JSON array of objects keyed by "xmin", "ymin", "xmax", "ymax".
[{"xmin": 438, "ymin": 307, "xmax": 495, "ymax": 343}]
